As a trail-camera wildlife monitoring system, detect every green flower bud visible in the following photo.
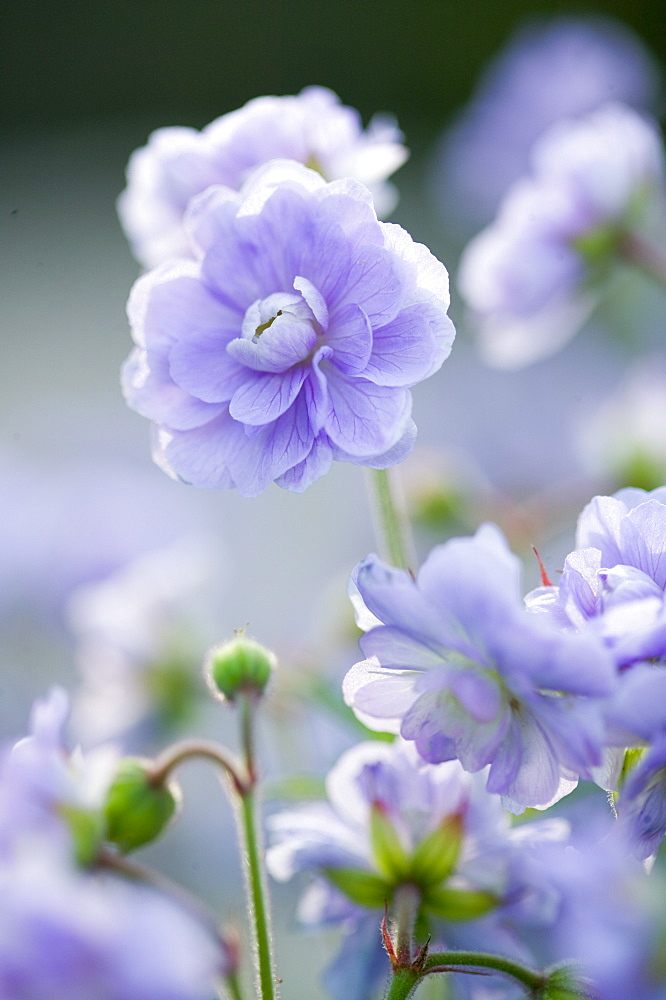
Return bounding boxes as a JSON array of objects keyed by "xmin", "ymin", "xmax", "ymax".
[
  {"xmin": 206, "ymin": 634, "xmax": 276, "ymax": 703},
  {"xmin": 104, "ymin": 758, "xmax": 179, "ymax": 853}
]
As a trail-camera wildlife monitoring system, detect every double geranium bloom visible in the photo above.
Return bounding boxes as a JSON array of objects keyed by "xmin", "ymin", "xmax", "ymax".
[
  {"xmin": 118, "ymin": 86, "xmax": 408, "ymax": 268},
  {"xmin": 343, "ymin": 525, "xmax": 616, "ymax": 812},
  {"xmin": 123, "ymin": 161, "xmax": 455, "ymax": 496}
]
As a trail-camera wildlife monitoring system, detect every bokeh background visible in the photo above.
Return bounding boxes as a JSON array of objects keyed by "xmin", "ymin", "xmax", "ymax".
[{"xmin": 2, "ymin": 1, "xmax": 666, "ymax": 995}]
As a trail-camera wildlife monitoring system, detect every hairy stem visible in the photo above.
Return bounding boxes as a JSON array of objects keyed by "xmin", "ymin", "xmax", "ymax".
[
  {"xmin": 385, "ymin": 966, "xmax": 420, "ymax": 1000},
  {"xmin": 423, "ymin": 951, "xmax": 544, "ymax": 992},
  {"xmin": 366, "ymin": 467, "xmax": 415, "ymax": 570},
  {"xmin": 148, "ymin": 738, "xmax": 247, "ymax": 794},
  {"xmin": 236, "ymin": 695, "xmax": 278, "ymax": 1000}
]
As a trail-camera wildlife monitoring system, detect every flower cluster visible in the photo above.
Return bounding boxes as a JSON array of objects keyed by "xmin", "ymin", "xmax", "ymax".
[{"xmin": 123, "ymin": 160, "xmax": 455, "ymax": 496}]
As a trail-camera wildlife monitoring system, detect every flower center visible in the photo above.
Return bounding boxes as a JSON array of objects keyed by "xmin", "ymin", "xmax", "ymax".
[{"xmin": 254, "ymin": 310, "xmax": 282, "ymax": 340}]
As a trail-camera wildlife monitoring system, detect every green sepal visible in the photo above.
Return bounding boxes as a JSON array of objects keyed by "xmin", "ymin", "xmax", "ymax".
[
  {"xmin": 408, "ymin": 813, "xmax": 463, "ymax": 888},
  {"xmin": 535, "ymin": 964, "xmax": 592, "ymax": 999},
  {"xmin": 424, "ymin": 886, "xmax": 497, "ymax": 921},
  {"xmin": 59, "ymin": 804, "xmax": 105, "ymax": 867},
  {"xmin": 572, "ymin": 223, "xmax": 619, "ymax": 265},
  {"xmin": 104, "ymin": 757, "xmax": 179, "ymax": 853},
  {"xmin": 323, "ymin": 866, "xmax": 393, "ymax": 908},
  {"xmin": 370, "ymin": 804, "xmax": 409, "ymax": 880}
]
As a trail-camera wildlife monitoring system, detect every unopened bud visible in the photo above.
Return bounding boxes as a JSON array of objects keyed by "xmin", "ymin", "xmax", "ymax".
[
  {"xmin": 205, "ymin": 634, "xmax": 276, "ymax": 703},
  {"xmin": 104, "ymin": 758, "xmax": 179, "ymax": 852}
]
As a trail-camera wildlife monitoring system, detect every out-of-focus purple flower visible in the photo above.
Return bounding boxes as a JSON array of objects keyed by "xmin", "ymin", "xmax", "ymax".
[
  {"xmin": 118, "ymin": 86, "xmax": 408, "ymax": 268},
  {"xmin": 434, "ymin": 15, "xmax": 660, "ymax": 236},
  {"xmin": 123, "ymin": 160, "xmax": 455, "ymax": 497},
  {"xmin": 0, "ymin": 848, "xmax": 224, "ymax": 1000},
  {"xmin": 457, "ymin": 103, "xmax": 665, "ymax": 368},
  {"xmin": 67, "ymin": 537, "xmax": 214, "ymax": 748},
  {"xmin": 267, "ymin": 738, "xmax": 567, "ymax": 1000},
  {"xmin": 0, "ymin": 688, "xmax": 118, "ymax": 862},
  {"xmin": 615, "ymin": 737, "xmax": 666, "ymax": 861},
  {"xmin": 343, "ymin": 525, "xmax": 616, "ymax": 812},
  {"xmin": 544, "ymin": 823, "xmax": 666, "ymax": 1000}
]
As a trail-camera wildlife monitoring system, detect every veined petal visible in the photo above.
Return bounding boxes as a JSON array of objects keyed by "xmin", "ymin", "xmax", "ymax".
[
  {"xmin": 326, "ymin": 303, "xmax": 372, "ymax": 374},
  {"xmin": 359, "ymin": 626, "xmax": 443, "ymax": 670},
  {"xmin": 122, "ymin": 349, "xmax": 227, "ymax": 431},
  {"xmin": 323, "ymin": 369, "xmax": 411, "ymax": 457},
  {"xmin": 364, "ymin": 303, "xmax": 455, "ymax": 386},
  {"xmin": 224, "ymin": 392, "xmax": 315, "ymax": 497},
  {"xmin": 169, "ymin": 332, "xmax": 247, "ymax": 402},
  {"xmin": 228, "ymin": 367, "xmax": 308, "ymax": 425},
  {"xmin": 275, "ymin": 433, "xmax": 333, "ymax": 492}
]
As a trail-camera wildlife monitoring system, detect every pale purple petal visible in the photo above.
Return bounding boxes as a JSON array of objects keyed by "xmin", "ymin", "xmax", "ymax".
[
  {"xmin": 326, "ymin": 304, "xmax": 373, "ymax": 374},
  {"xmin": 323, "ymin": 370, "xmax": 411, "ymax": 457},
  {"xmin": 364, "ymin": 304, "xmax": 455, "ymax": 386},
  {"xmin": 228, "ymin": 368, "xmax": 309, "ymax": 425}
]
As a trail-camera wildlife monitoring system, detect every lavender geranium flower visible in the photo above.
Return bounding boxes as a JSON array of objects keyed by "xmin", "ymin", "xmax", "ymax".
[
  {"xmin": 457, "ymin": 102, "xmax": 665, "ymax": 368},
  {"xmin": 118, "ymin": 86, "xmax": 408, "ymax": 268},
  {"xmin": 343, "ymin": 525, "xmax": 616, "ymax": 812},
  {"xmin": 122, "ymin": 160, "xmax": 455, "ymax": 496},
  {"xmin": 544, "ymin": 822, "xmax": 666, "ymax": 1000},
  {"xmin": 267, "ymin": 738, "xmax": 566, "ymax": 1000},
  {"xmin": 0, "ymin": 847, "xmax": 224, "ymax": 1000}
]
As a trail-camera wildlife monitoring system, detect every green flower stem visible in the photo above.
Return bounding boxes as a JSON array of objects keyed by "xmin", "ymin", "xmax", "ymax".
[
  {"xmin": 236, "ymin": 694, "xmax": 278, "ymax": 1000},
  {"xmin": 385, "ymin": 966, "xmax": 421, "ymax": 1000},
  {"xmin": 147, "ymin": 738, "xmax": 247, "ymax": 794},
  {"xmin": 385, "ymin": 950, "xmax": 547, "ymax": 1000},
  {"xmin": 618, "ymin": 229, "xmax": 666, "ymax": 286},
  {"xmin": 393, "ymin": 884, "xmax": 420, "ymax": 965},
  {"xmin": 423, "ymin": 951, "xmax": 544, "ymax": 992},
  {"xmin": 366, "ymin": 467, "xmax": 416, "ymax": 570},
  {"xmin": 146, "ymin": 727, "xmax": 277, "ymax": 1000}
]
